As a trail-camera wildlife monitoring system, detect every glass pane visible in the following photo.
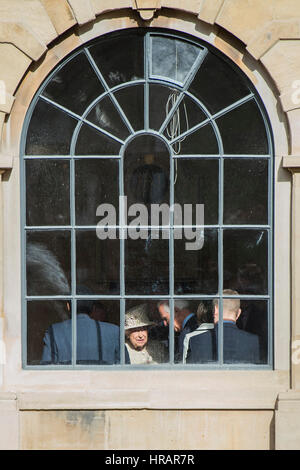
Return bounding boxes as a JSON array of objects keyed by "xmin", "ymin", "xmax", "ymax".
[
  {"xmin": 26, "ymin": 231, "xmax": 71, "ymax": 296},
  {"xmin": 184, "ymin": 298, "xmax": 217, "ymax": 364},
  {"xmin": 175, "ymin": 124, "xmax": 218, "ymax": 155},
  {"xmin": 224, "ymin": 159, "xmax": 268, "ymax": 224},
  {"xmin": 42, "ymin": 52, "xmax": 104, "ymax": 115},
  {"xmin": 89, "ymin": 34, "xmax": 144, "ymax": 87},
  {"xmin": 124, "ymin": 135, "xmax": 170, "ymax": 215},
  {"xmin": 75, "ymin": 159, "xmax": 119, "ymax": 225},
  {"xmin": 125, "ymin": 300, "xmax": 168, "ymax": 365},
  {"xmin": 174, "ymin": 159, "xmax": 219, "ymax": 225},
  {"xmin": 236, "ymin": 299, "xmax": 268, "ymax": 364},
  {"xmin": 85, "ymin": 96, "xmax": 129, "ymax": 141},
  {"xmin": 26, "ymin": 99, "xmax": 77, "ymax": 155},
  {"xmin": 149, "ymin": 84, "xmax": 181, "ymax": 131},
  {"xmin": 151, "ymin": 36, "xmax": 201, "ymax": 83},
  {"xmin": 174, "ymin": 229, "xmax": 218, "ymax": 294},
  {"xmin": 163, "ymin": 95, "xmax": 207, "ymax": 146},
  {"xmin": 114, "ymin": 85, "xmax": 144, "ymax": 131},
  {"xmin": 125, "ymin": 229, "xmax": 169, "ymax": 295},
  {"xmin": 223, "ymin": 229, "xmax": 268, "ymax": 295},
  {"xmin": 26, "ymin": 159, "xmax": 70, "ymax": 226},
  {"xmin": 75, "ymin": 124, "xmax": 121, "ymax": 155},
  {"xmin": 216, "ymin": 100, "xmax": 268, "ymax": 154},
  {"xmin": 28, "ymin": 300, "xmax": 71, "ymax": 365},
  {"xmin": 76, "ymin": 298, "xmax": 120, "ymax": 365},
  {"xmin": 76, "ymin": 230, "xmax": 120, "ymax": 294},
  {"xmin": 189, "ymin": 52, "xmax": 250, "ymax": 114}
]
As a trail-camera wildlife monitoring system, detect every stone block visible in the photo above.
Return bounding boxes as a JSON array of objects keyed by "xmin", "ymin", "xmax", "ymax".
[
  {"xmin": 20, "ymin": 409, "xmax": 274, "ymax": 450},
  {"xmin": 0, "ymin": 91, "xmax": 14, "ymax": 115},
  {"xmin": 0, "ymin": 112, "xmax": 5, "ymax": 145},
  {"xmin": 247, "ymin": 20, "xmax": 300, "ymax": 60},
  {"xmin": 67, "ymin": 0, "xmax": 96, "ymax": 26},
  {"xmin": 276, "ymin": 392, "xmax": 300, "ymax": 449},
  {"xmin": 40, "ymin": 0, "xmax": 76, "ymax": 36},
  {"xmin": 261, "ymin": 40, "xmax": 300, "ymax": 112},
  {"xmin": 0, "ymin": 395, "xmax": 18, "ymax": 450},
  {"xmin": 91, "ymin": 0, "xmax": 131, "ymax": 16},
  {"xmin": 161, "ymin": 0, "xmax": 200, "ymax": 16},
  {"xmin": 0, "ymin": 44, "xmax": 31, "ymax": 95},
  {"xmin": 198, "ymin": 0, "xmax": 224, "ymax": 24},
  {"xmin": 0, "ymin": 22, "xmax": 47, "ymax": 61},
  {"xmin": 216, "ymin": 0, "xmax": 274, "ymax": 46},
  {"xmin": 0, "ymin": 0, "xmax": 57, "ymax": 46}
]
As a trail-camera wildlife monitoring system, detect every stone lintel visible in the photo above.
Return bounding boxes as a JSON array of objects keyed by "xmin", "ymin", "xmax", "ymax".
[{"xmin": 283, "ymin": 156, "xmax": 300, "ymax": 171}]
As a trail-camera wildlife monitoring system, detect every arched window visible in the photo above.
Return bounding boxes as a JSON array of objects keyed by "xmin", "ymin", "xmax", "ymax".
[{"xmin": 22, "ymin": 29, "xmax": 273, "ymax": 368}]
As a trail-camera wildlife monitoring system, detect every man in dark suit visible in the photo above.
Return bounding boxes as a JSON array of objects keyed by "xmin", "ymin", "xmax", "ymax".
[
  {"xmin": 186, "ymin": 290, "xmax": 260, "ymax": 364},
  {"xmin": 41, "ymin": 296, "xmax": 120, "ymax": 365},
  {"xmin": 157, "ymin": 300, "xmax": 198, "ymax": 362}
]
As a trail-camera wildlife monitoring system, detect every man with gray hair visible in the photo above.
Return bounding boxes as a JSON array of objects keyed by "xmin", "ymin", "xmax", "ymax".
[{"xmin": 157, "ymin": 300, "xmax": 198, "ymax": 362}]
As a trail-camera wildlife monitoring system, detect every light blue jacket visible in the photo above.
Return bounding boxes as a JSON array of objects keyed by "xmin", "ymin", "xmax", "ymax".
[{"xmin": 41, "ymin": 314, "xmax": 120, "ymax": 365}]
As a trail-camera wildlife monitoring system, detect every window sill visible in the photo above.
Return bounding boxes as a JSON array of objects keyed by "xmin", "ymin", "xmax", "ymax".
[{"xmin": 15, "ymin": 369, "xmax": 288, "ymax": 411}]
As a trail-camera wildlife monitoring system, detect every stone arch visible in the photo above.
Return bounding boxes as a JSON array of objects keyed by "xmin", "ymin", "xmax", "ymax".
[{"xmin": 0, "ymin": 0, "xmax": 298, "ymax": 158}]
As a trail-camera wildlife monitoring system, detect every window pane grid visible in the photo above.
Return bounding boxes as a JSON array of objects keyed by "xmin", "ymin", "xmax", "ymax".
[{"xmin": 22, "ymin": 29, "xmax": 273, "ymax": 369}]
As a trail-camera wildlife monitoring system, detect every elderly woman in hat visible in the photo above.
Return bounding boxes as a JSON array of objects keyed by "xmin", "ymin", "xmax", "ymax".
[{"xmin": 125, "ymin": 304, "xmax": 166, "ymax": 365}]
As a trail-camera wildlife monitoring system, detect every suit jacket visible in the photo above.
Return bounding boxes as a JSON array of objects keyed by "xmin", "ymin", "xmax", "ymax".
[
  {"xmin": 176, "ymin": 314, "xmax": 199, "ymax": 362},
  {"xmin": 41, "ymin": 313, "xmax": 120, "ymax": 365},
  {"xmin": 187, "ymin": 322, "xmax": 260, "ymax": 364}
]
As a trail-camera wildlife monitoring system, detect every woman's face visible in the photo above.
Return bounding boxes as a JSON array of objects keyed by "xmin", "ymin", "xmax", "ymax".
[{"xmin": 128, "ymin": 327, "xmax": 148, "ymax": 350}]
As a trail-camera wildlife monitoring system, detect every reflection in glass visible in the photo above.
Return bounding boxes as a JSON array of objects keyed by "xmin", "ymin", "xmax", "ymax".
[
  {"xmin": 75, "ymin": 159, "xmax": 119, "ymax": 226},
  {"xmin": 174, "ymin": 229, "xmax": 218, "ymax": 294},
  {"xmin": 42, "ymin": 52, "xmax": 104, "ymax": 115},
  {"xmin": 86, "ymin": 96, "xmax": 129, "ymax": 141},
  {"xmin": 224, "ymin": 159, "xmax": 268, "ymax": 224},
  {"xmin": 151, "ymin": 36, "xmax": 200, "ymax": 83},
  {"xmin": 125, "ymin": 300, "xmax": 168, "ymax": 364},
  {"xmin": 114, "ymin": 85, "xmax": 144, "ymax": 131},
  {"xmin": 124, "ymin": 135, "xmax": 170, "ymax": 216},
  {"xmin": 171, "ymin": 299, "xmax": 215, "ymax": 364},
  {"xmin": 223, "ymin": 229, "xmax": 268, "ymax": 294},
  {"xmin": 125, "ymin": 230, "xmax": 169, "ymax": 295},
  {"xmin": 216, "ymin": 100, "xmax": 268, "ymax": 154},
  {"xmin": 189, "ymin": 52, "xmax": 250, "ymax": 114},
  {"xmin": 149, "ymin": 84, "xmax": 180, "ymax": 131},
  {"xmin": 174, "ymin": 159, "xmax": 219, "ymax": 225},
  {"xmin": 76, "ymin": 298, "xmax": 120, "ymax": 365},
  {"xmin": 76, "ymin": 230, "xmax": 120, "ymax": 294},
  {"xmin": 28, "ymin": 300, "xmax": 71, "ymax": 365},
  {"xmin": 75, "ymin": 124, "xmax": 121, "ymax": 155},
  {"xmin": 175, "ymin": 124, "xmax": 218, "ymax": 155},
  {"xmin": 89, "ymin": 34, "xmax": 144, "ymax": 87},
  {"xmin": 26, "ymin": 231, "xmax": 71, "ymax": 296},
  {"xmin": 26, "ymin": 99, "xmax": 77, "ymax": 155},
  {"xmin": 26, "ymin": 159, "xmax": 70, "ymax": 226},
  {"xmin": 237, "ymin": 299, "xmax": 268, "ymax": 364},
  {"xmin": 163, "ymin": 95, "xmax": 207, "ymax": 149}
]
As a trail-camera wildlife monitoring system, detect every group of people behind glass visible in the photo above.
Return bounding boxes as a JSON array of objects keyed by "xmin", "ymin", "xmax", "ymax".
[{"xmin": 41, "ymin": 289, "xmax": 261, "ymax": 365}]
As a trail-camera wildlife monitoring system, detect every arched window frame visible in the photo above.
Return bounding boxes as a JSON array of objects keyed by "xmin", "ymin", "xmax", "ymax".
[{"xmin": 20, "ymin": 28, "xmax": 274, "ymax": 370}]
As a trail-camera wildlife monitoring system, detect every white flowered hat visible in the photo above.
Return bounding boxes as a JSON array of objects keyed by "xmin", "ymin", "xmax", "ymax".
[{"xmin": 125, "ymin": 304, "xmax": 155, "ymax": 330}]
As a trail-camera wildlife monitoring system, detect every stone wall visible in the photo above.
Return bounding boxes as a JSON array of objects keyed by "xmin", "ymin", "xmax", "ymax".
[{"xmin": 0, "ymin": 0, "xmax": 299, "ymax": 450}]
